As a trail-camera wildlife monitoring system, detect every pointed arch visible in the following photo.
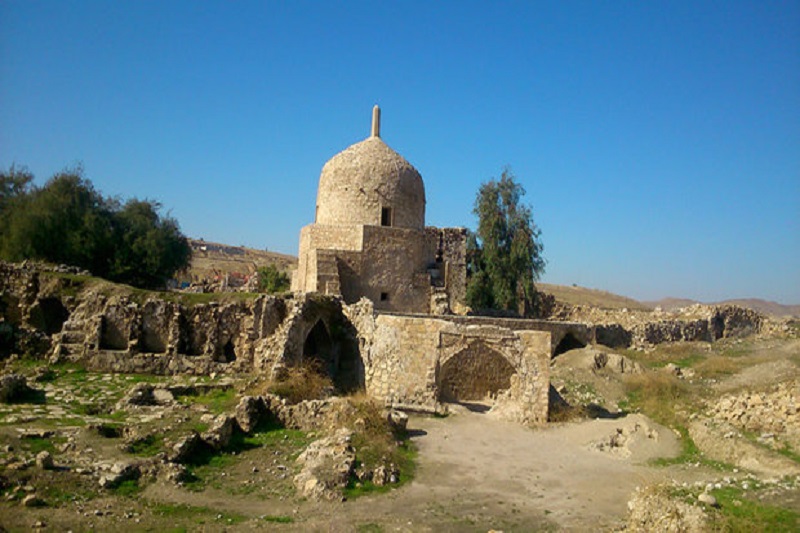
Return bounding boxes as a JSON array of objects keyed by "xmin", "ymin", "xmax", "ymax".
[{"xmin": 439, "ymin": 340, "xmax": 517, "ymax": 403}]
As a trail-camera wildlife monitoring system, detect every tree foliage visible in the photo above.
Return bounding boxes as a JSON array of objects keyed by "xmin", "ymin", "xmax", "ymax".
[
  {"xmin": 0, "ymin": 165, "xmax": 191, "ymax": 289},
  {"xmin": 466, "ymin": 167, "xmax": 545, "ymax": 316},
  {"xmin": 257, "ymin": 264, "xmax": 290, "ymax": 294}
]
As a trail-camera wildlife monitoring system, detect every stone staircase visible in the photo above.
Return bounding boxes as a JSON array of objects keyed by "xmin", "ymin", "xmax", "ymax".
[
  {"xmin": 430, "ymin": 286, "xmax": 450, "ymax": 315},
  {"xmin": 52, "ymin": 319, "xmax": 91, "ymax": 359},
  {"xmin": 315, "ymin": 250, "xmax": 341, "ymax": 296}
]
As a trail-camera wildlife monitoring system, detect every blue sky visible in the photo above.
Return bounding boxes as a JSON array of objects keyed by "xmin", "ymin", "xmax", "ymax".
[{"xmin": 1, "ymin": 1, "xmax": 798, "ymax": 303}]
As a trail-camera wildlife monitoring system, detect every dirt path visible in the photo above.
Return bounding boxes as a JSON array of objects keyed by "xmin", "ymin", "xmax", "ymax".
[{"xmin": 300, "ymin": 406, "xmax": 700, "ymax": 532}]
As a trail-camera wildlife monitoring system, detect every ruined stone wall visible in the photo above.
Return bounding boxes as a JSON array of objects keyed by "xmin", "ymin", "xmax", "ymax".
[
  {"xmin": 357, "ymin": 226, "xmax": 430, "ymax": 314},
  {"xmin": 4, "ymin": 262, "xmax": 553, "ymax": 425},
  {"xmin": 54, "ymin": 292, "xmax": 293, "ymax": 375},
  {"xmin": 424, "ymin": 227, "xmax": 467, "ymax": 313},
  {"xmin": 346, "ymin": 309, "xmax": 551, "ymax": 424},
  {"xmin": 292, "ymin": 224, "xmax": 365, "ymax": 293},
  {"xmin": 550, "ymin": 303, "xmax": 765, "ymax": 349},
  {"xmin": 382, "ymin": 312, "xmax": 594, "ymax": 357}
]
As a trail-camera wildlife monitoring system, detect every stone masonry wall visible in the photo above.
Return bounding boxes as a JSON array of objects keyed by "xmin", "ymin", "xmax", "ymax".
[
  {"xmin": 424, "ymin": 227, "xmax": 467, "ymax": 314},
  {"xmin": 4, "ymin": 262, "xmax": 552, "ymax": 426},
  {"xmin": 345, "ymin": 308, "xmax": 552, "ymax": 424}
]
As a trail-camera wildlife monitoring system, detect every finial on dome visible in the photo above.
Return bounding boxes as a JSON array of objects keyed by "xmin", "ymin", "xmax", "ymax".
[{"xmin": 371, "ymin": 105, "xmax": 381, "ymax": 138}]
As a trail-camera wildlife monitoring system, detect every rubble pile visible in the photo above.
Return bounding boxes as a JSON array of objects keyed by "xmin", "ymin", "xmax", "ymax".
[{"xmin": 707, "ymin": 380, "xmax": 800, "ymax": 450}]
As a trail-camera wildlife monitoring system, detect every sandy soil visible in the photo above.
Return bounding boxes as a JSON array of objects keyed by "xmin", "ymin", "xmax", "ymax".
[{"xmin": 296, "ymin": 407, "xmax": 702, "ymax": 532}]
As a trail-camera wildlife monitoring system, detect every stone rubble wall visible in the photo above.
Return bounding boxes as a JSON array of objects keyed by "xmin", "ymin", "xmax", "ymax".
[
  {"xmin": 5, "ymin": 263, "xmax": 553, "ymax": 423},
  {"xmin": 707, "ymin": 380, "xmax": 800, "ymax": 451},
  {"xmin": 348, "ymin": 308, "xmax": 552, "ymax": 424},
  {"xmin": 424, "ymin": 227, "xmax": 468, "ymax": 313},
  {"xmin": 546, "ymin": 300, "xmax": 766, "ymax": 348}
]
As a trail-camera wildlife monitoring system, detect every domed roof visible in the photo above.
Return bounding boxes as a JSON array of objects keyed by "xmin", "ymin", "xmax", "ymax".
[{"xmin": 315, "ymin": 107, "xmax": 426, "ymax": 230}]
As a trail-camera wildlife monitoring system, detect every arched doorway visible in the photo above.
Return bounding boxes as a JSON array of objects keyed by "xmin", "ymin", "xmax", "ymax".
[
  {"xmin": 553, "ymin": 332, "xmax": 586, "ymax": 356},
  {"xmin": 439, "ymin": 341, "xmax": 516, "ymax": 403},
  {"xmin": 301, "ymin": 319, "xmax": 360, "ymax": 393},
  {"xmin": 28, "ymin": 297, "xmax": 69, "ymax": 335},
  {"xmin": 303, "ymin": 320, "xmax": 334, "ymax": 374}
]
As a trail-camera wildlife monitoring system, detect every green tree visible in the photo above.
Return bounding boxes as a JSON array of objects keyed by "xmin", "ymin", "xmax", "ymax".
[
  {"xmin": 257, "ymin": 264, "xmax": 290, "ymax": 294},
  {"xmin": 0, "ymin": 165, "xmax": 191, "ymax": 289},
  {"xmin": 0, "ymin": 164, "xmax": 34, "ymax": 211},
  {"xmin": 109, "ymin": 199, "xmax": 192, "ymax": 289},
  {"xmin": 466, "ymin": 167, "xmax": 545, "ymax": 316},
  {"xmin": 1, "ymin": 169, "xmax": 117, "ymax": 275},
  {"xmin": 0, "ymin": 165, "xmax": 34, "ymax": 247}
]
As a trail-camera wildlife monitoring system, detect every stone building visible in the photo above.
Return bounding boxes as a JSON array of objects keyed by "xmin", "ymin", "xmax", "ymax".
[{"xmin": 292, "ymin": 106, "xmax": 467, "ymax": 314}]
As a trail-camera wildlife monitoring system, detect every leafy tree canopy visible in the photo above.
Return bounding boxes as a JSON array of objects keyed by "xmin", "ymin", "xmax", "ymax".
[
  {"xmin": 0, "ymin": 165, "xmax": 191, "ymax": 289},
  {"xmin": 466, "ymin": 167, "xmax": 545, "ymax": 316},
  {"xmin": 257, "ymin": 264, "xmax": 290, "ymax": 294}
]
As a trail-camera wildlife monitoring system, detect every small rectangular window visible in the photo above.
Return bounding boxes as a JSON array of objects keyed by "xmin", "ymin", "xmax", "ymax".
[
  {"xmin": 380, "ymin": 292, "xmax": 389, "ymax": 301},
  {"xmin": 381, "ymin": 207, "xmax": 392, "ymax": 227}
]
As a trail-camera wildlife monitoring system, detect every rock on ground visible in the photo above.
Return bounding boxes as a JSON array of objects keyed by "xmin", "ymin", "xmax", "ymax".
[
  {"xmin": 0, "ymin": 374, "xmax": 34, "ymax": 403},
  {"xmin": 625, "ymin": 486, "xmax": 708, "ymax": 533},
  {"xmin": 293, "ymin": 428, "xmax": 355, "ymax": 501}
]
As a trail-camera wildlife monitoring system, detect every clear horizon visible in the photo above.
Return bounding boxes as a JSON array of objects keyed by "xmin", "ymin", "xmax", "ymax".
[{"xmin": 2, "ymin": 1, "xmax": 798, "ymax": 304}]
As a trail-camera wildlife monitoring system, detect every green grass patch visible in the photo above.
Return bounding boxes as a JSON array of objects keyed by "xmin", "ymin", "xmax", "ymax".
[
  {"xmin": 622, "ymin": 371, "xmax": 688, "ymax": 427},
  {"xmin": 41, "ymin": 482, "xmax": 99, "ymax": 505},
  {"xmin": 630, "ymin": 346, "xmax": 707, "ymax": 371},
  {"xmin": 340, "ymin": 397, "xmax": 419, "ymax": 499},
  {"xmin": 650, "ymin": 426, "xmax": 731, "ymax": 470},
  {"xmin": 110, "ymin": 479, "xmax": 142, "ymax": 497},
  {"xmin": 21, "ymin": 435, "xmax": 65, "ymax": 454},
  {"xmin": 345, "ymin": 439, "xmax": 418, "ymax": 499},
  {"xmin": 39, "ymin": 271, "xmax": 94, "ymax": 296},
  {"xmin": 157, "ymin": 290, "xmax": 261, "ymax": 308},
  {"xmin": 122, "ymin": 373, "xmax": 163, "ymax": 384},
  {"xmin": 709, "ymin": 486, "xmax": 800, "ymax": 532},
  {"xmin": 183, "ymin": 426, "xmax": 309, "ymax": 491},
  {"xmin": 70, "ymin": 400, "xmax": 111, "ymax": 416},
  {"xmin": 125, "ymin": 434, "xmax": 164, "ymax": 456},
  {"xmin": 100, "ymin": 410, "xmax": 128, "ymax": 422},
  {"xmin": 776, "ymin": 446, "xmax": 800, "ymax": 464},
  {"xmin": 262, "ymin": 515, "xmax": 294, "ymax": 524},
  {"xmin": 176, "ymin": 388, "xmax": 237, "ymax": 414}
]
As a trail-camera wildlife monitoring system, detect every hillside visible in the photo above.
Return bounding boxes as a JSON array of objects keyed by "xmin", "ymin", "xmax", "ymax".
[
  {"xmin": 536, "ymin": 283, "xmax": 652, "ymax": 311},
  {"xmin": 539, "ymin": 283, "xmax": 800, "ymax": 318},
  {"xmin": 647, "ymin": 297, "xmax": 800, "ymax": 318},
  {"xmin": 182, "ymin": 239, "xmax": 297, "ymax": 284}
]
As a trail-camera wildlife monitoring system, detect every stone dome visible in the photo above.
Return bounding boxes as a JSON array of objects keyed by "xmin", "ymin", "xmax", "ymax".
[{"xmin": 315, "ymin": 107, "xmax": 426, "ymax": 230}]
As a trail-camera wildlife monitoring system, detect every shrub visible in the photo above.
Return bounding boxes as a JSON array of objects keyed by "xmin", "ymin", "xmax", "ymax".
[
  {"xmin": 257, "ymin": 264, "xmax": 290, "ymax": 294},
  {"xmin": 266, "ymin": 360, "xmax": 334, "ymax": 404},
  {"xmin": 0, "ymin": 166, "xmax": 191, "ymax": 289}
]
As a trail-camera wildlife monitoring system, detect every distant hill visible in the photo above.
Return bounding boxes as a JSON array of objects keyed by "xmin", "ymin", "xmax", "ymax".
[
  {"xmin": 646, "ymin": 297, "xmax": 800, "ymax": 318},
  {"xmin": 538, "ymin": 283, "xmax": 799, "ymax": 318},
  {"xmin": 183, "ymin": 239, "xmax": 297, "ymax": 284},
  {"xmin": 537, "ymin": 283, "xmax": 653, "ymax": 311}
]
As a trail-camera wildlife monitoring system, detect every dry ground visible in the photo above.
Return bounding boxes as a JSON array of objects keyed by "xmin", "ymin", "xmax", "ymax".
[{"xmin": 1, "ymin": 336, "xmax": 798, "ymax": 532}]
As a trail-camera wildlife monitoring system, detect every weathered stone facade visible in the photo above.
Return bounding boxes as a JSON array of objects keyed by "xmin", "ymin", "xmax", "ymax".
[
  {"xmin": 292, "ymin": 107, "xmax": 467, "ymax": 315},
  {"xmin": 345, "ymin": 304, "xmax": 577, "ymax": 424}
]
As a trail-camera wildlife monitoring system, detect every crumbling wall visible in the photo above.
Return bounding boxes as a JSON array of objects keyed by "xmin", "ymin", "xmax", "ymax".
[
  {"xmin": 254, "ymin": 294, "xmax": 362, "ymax": 392},
  {"xmin": 439, "ymin": 340, "xmax": 515, "ymax": 402},
  {"xmin": 348, "ymin": 309, "xmax": 551, "ymax": 425},
  {"xmin": 424, "ymin": 227, "xmax": 467, "ymax": 314}
]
